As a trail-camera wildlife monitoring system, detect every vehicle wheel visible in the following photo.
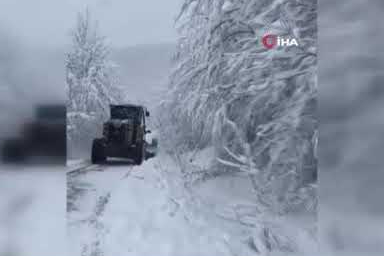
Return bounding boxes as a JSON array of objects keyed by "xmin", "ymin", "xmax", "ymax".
[
  {"xmin": 1, "ymin": 139, "xmax": 25, "ymax": 163},
  {"xmin": 134, "ymin": 141, "xmax": 145, "ymax": 165},
  {"xmin": 91, "ymin": 139, "xmax": 106, "ymax": 164}
]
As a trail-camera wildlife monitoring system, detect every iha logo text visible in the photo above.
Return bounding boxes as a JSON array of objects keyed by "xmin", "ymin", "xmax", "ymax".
[{"xmin": 261, "ymin": 34, "xmax": 299, "ymax": 49}]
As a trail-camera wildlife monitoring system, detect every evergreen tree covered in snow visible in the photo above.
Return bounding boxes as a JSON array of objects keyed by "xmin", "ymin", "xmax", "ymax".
[
  {"xmin": 66, "ymin": 10, "xmax": 120, "ymax": 157},
  {"xmin": 162, "ymin": 0, "xmax": 317, "ymax": 251}
]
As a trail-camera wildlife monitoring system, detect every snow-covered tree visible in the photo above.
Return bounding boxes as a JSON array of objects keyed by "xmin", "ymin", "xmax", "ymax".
[
  {"xmin": 161, "ymin": 0, "xmax": 317, "ymax": 253},
  {"xmin": 66, "ymin": 9, "xmax": 120, "ymax": 157}
]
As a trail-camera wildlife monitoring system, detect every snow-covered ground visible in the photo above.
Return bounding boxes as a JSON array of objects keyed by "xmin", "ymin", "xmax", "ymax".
[
  {"xmin": 67, "ymin": 156, "xmax": 232, "ymax": 256},
  {"xmin": 67, "ymin": 153, "xmax": 318, "ymax": 256},
  {"xmin": 0, "ymin": 166, "xmax": 66, "ymax": 256}
]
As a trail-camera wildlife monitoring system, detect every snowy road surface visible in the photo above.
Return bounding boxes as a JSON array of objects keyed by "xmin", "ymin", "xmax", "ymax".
[
  {"xmin": 67, "ymin": 157, "xmax": 229, "ymax": 256},
  {"xmin": 67, "ymin": 155, "xmax": 317, "ymax": 256}
]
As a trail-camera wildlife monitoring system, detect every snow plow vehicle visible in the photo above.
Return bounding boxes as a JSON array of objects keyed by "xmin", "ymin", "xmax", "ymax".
[{"xmin": 91, "ymin": 104, "xmax": 152, "ymax": 165}]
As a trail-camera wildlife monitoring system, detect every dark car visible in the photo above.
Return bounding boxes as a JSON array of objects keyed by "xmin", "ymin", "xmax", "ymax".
[
  {"xmin": 91, "ymin": 104, "xmax": 151, "ymax": 165},
  {"xmin": 1, "ymin": 104, "xmax": 66, "ymax": 163}
]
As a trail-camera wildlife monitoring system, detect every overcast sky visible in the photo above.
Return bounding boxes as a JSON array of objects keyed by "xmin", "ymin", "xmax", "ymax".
[{"xmin": 0, "ymin": 0, "xmax": 180, "ymax": 48}]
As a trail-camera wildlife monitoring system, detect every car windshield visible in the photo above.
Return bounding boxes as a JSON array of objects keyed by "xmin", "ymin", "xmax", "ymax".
[{"xmin": 110, "ymin": 106, "xmax": 140, "ymax": 120}]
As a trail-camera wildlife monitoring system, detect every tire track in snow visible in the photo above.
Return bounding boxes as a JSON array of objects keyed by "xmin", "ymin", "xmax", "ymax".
[
  {"xmin": 81, "ymin": 192, "xmax": 111, "ymax": 256},
  {"xmin": 67, "ymin": 164, "xmax": 105, "ymax": 213},
  {"xmin": 67, "ymin": 164, "xmax": 133, "ymax": 256}
]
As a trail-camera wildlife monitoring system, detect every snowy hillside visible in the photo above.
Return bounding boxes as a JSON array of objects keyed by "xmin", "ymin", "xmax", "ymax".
[{"xmin": 159, "ymin": 0, "xmax": 317, "ymax": 254}]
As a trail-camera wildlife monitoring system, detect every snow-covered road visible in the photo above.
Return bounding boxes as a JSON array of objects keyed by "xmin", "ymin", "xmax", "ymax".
[
  {"xmin": 67, "ymin": 157, "xmax": 228, "ymax": 256},
  {"xmin": 67, "ymin": 153, "xmax": 319, "ymax": 256}
]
